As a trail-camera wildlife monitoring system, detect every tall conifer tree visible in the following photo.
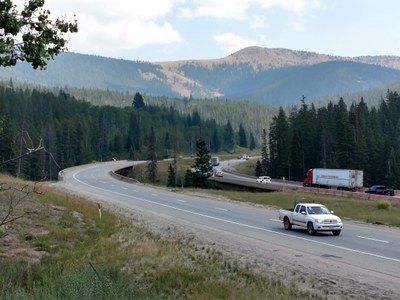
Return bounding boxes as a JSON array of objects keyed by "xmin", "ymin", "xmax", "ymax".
[
  {"xmin": 147, "ymin": 127, "xmax": 157, "ymax": 183},
  {"xmin": 191, "ymin": 138, "xmax": 212, "ymax": 188}
]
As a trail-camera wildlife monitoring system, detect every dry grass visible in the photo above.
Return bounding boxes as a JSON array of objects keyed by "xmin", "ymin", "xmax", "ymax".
[{"xmin": 0, "ymin": 174, "xmax": 322, "ymax": 299}]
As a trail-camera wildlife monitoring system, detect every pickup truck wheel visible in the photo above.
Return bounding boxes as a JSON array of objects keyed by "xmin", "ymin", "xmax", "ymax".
[
  {"xmin": 283, "ymin": 218, "xmax": 292, "ymax": 230},
  {"xmin": 307, "ymin": 222, "xmax": 315, "ymax": 235},
  {"xmin": 332, "ymin": 230, "xmax": 341, "ymax": 236}
]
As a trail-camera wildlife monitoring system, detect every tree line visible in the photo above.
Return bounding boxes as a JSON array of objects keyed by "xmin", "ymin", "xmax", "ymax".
[
  {"xmin": 264, "ymin": 92, "xmax": 400, "ymax": 188},
  {"xmin": 0, "ymin": 86, "xmax": 250, "ymax": 181}
]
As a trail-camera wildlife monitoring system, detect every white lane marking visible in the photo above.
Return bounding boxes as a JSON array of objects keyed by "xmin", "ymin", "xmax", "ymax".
[
  {"xmin": 72, "ymin": 169, "xmax": 400, "ymax": 264},
  {"xmin": 215, "ymin": 207, "xmax": 228, "ymax": 211},
  {"xmin": 270, "ymin": 218, "xmax": 281, "ymax": 222},
  {"xmin": 151, "ymin": 194, "xmax": 158, "ymax": 197},
  {"xmin": 357, "ymin": 236, "xmax": 390, "ymax": 243},
  {"xmin": 121, "ymin": 187, "xmax": 128, "ymax": 190},
  {"xmin": 177, "ymin": 199, "xmax": 187, "ymax": 203}
]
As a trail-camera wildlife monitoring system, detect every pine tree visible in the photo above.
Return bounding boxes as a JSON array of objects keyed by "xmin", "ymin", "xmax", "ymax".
[
  {"xmin": 126, "ymin": 112, "xmax": 141, "ymax": 158},
  {"xmin": 146, "ymin": 127, "xmax": 157, "ymax": 183},
  {"xmin": 132, "ymin": 92, "xmax": 145, "ymax": 109},
  {"xmin": 167, "ymin": 163, "xmax": 176, "ymax": 187},
  {"xmin": 238, "ymin": 123, "xmax": 247, "ymax": 148},
  {"xmin": 184, "ymin": 169, "xmax": 193, "ymax": 187},
  {"xmin": 260, "ymin": 129, "xmax": 269, "ymax": 175},
  {"xmin": 210, "ymin": 128, "xmax": 221, "ymax": 152},
  {"xmin": 223, "ymin": 120, "xmax": 234, "ymax": 152},
  {"xmin": 191, "ymin": 109, "xmax": 201, "ymax": 126},
  {"xmin": 269, "ymin": 108, "xmax": 290, "ymax": 178},
  {"xmin": 0, "ymin": 96, "xmax": 15, "ymax": 173},
  {"xmin": 249, "ymin": 133, "xmax": 256, "ymax": 150},
  {"xmin": 334, "ymin": 98, "xmax": 354, "ymax": 168},
  {"xmin": 191, "ymin": 138, "xmax": 212, "ymax": 188},
  {"xmin": 317, "ymin": 103, "xmax": 336, "ymax": 168}
]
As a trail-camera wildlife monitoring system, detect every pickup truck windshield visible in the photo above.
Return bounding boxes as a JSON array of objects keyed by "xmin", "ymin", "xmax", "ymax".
[{"xmin": 307, "ymin": 206, "xmax": 330, "ymax": 214}]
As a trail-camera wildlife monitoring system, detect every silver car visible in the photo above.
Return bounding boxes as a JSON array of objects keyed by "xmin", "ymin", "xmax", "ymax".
[{"xmin": 256, "ymin": 176, "xmax": 271, "ymax": 183}]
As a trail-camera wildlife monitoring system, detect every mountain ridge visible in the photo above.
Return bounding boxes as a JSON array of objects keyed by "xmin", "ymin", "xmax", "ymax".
[{"xmin": 1, "ymin": 46, "xmax": 400, "ymax": 106}]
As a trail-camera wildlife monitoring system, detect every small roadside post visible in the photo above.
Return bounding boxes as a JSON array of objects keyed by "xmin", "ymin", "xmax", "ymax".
[{"xmin": 98, "ymin": 202, "xmax": 102, "ymax": 219}]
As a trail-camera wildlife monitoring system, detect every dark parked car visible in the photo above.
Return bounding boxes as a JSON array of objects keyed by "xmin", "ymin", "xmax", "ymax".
[{"xmin": 365, "ymin": 185, "xmax": 395, "ymax": 196}]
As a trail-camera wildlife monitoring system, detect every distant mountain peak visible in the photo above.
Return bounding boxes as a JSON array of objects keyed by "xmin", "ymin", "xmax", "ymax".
[{"xmin": 225, "ymin": 46, "xmax": 338, "ymax": 69}]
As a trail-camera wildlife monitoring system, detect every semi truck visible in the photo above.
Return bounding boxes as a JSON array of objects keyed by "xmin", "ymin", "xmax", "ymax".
[
  {"xmin": 211, "ymin": 156, "xmax": 220, "ymax": 166},
  {"xmin": 303, "ymin": 168, "xmax": 363, "ymax": 191}
]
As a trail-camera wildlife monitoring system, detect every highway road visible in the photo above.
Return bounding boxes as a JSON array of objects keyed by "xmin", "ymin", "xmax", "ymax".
[
  {"xmin": 58, "ymin": 160, "xmax": 400, "ymax": 297},
  {"xmin": 216, "ymin": 158, "xmax": 303, "ymax": 189}
]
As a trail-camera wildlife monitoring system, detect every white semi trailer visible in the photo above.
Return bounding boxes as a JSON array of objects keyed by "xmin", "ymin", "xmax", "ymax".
[{"xmin": 303, "ymin": 168, "xmax": 363, "ymax": 191}]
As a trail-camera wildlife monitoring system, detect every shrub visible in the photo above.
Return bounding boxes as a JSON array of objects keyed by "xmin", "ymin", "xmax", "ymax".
[{"xmin": 376, "ymin": 200, "xmax": 390, "ymax": 210}]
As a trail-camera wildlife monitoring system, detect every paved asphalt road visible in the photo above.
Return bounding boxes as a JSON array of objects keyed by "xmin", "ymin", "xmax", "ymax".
[{"xmin": 59, "ymin": 160, "xmax": 400, "ymax": 288}]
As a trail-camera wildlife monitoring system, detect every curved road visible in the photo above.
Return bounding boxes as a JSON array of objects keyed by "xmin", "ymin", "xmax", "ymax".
[{"xmin": 58, "ymin": 160, "xmax": 400, "ymax": 296}]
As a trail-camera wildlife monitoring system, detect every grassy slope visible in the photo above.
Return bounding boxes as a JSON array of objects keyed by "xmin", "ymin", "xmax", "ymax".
[{"xmin": 0, "ymin": 174, "xmax": 321, "ymax": 299}]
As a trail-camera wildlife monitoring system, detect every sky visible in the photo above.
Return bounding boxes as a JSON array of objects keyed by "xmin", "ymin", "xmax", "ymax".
[{"xmin": 14, "ymin": 0, "xmax": 400, "ymax": 62}]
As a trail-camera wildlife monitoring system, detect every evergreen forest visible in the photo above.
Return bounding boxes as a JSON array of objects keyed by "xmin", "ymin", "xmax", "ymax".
[
  {"xmin": 0, "ymin": 86, "xmax": 241, "ymax": 181},
  {"xmin": 1, "ymin": 81, "xmax": 400, "ymax": 189},
  {"xmin": 267, "ymin": 92, "xmax": 400, "ymax": 188}
]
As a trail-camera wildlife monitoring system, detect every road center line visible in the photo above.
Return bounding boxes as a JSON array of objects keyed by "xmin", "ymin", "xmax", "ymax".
[
  {"xmin": 270, "ymin": 218, "xmax": 281, "ymax": 222},
  {"xmin": 357, "ymin": 236, "xmax": 389, "ymax": 243},
  {"xmin": 215, "ymin": 207, "xmax": 228, "ymax": 211}
]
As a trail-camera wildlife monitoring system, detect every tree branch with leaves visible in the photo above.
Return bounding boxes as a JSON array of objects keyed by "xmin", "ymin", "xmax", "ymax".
[{"xmin": 0, "ymin": 0, "xmax": 78, "ymax": 69}]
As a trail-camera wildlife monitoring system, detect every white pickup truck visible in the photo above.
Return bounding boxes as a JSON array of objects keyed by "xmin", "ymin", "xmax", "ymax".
[{"xmin": 278, "ymin": 203, "xmax": 343, "ymax": 236}]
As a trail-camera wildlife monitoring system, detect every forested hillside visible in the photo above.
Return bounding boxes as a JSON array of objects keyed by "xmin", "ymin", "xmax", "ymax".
[
  {"xmin": 2, "ymin": 47, "xmax": 400, "ymax": 106},
  {"xmin": 172, "ymin": 60, "xmax": 400, "ymax": 106},
  {"xmin": 0, "ymin": 86, "xmax": 250, "ymax": 181},
  {"xmin": 268, "ymin": 91, "xmax": 400, "ymax": 188},
  {"xmin": 0, "ymin": 80, "xmax": 279, "ymax": 144},
  {"xmin": 0, "ymin": 53, "xmax": 179, "ymax": 96}
]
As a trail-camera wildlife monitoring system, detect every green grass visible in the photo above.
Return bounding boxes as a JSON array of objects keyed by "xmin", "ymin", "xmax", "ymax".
[
  {"xmin": 188, "ymin": 189, "xmax": 400, "ymax": 227},
  {"xmin": 134, "ymin": 157, "xmax": 195, "ymax": 186},
  {"xmin": 138, "ymin": 158, "xmax": 400, "ymax": 227}
]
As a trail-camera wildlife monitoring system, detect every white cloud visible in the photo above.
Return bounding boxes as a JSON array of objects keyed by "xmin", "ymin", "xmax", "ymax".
[
  {"xmin": 214, "ymin": 33, "xmax": 258, "ymax": 55},
  {"xmin": 14, "ymin": 0, "xmax": 185, "ymax": 56},
  {"xmin": 45, "ymin": 0, "xmax": 184, "ymax": 20},
  {"xmin": 257, "ymin": 0, "xmax": 308, "ymax": 15},
  {"xmin": 186, "ymin": 0, "xmax": 311, "ymax": 20},
  {"xmin": 11, "ymin": 0, "xmax": 330, "ymax": 61},
  {"xmin": 82, "ymin": 19, "xmax": 182, "ymax": 53},
  {"xmin": 191, "ymin": 0, "xmax": 251, "ymax": 20}
]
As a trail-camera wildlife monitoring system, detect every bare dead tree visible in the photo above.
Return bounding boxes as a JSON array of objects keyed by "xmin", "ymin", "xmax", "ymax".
[
  {"xmin": 0, "ymin": 134, "xmax": 45, "ymax": 234},
  {"xmin": 0, "ymin": 182, "xmax": 41, "ymax": 227},
  {"xmin": 14, "ymin": 132, "xmax": 45, "ymax": 177}
]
